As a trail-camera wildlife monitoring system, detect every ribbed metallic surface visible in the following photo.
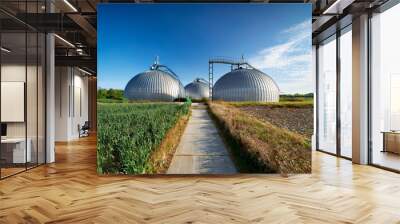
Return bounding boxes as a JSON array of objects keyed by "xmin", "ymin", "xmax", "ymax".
[
  {"xmin": 213, "ymin": 68, "xmax": 279, "ymax": 102},
  {"xmin": 184, "ymin": 78, "xmax": 209, "ymax": 100},
  {"xmin": 124, "ymin": 70, "xmax": 182, "ymax": 101},
  {"xmin": 178, "ymin": 83, "xmax": 186, "ymax": 99}
]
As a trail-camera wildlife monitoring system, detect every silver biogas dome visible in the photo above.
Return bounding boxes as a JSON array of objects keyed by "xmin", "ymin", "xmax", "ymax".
[
  {"xmin": 184, "ymin": 78, "xmax": 209, "ymax": 100},
  {"xmin": 124, "ymin": 61, "xmax": 185, "ymax": 101},
  {"xmin": 213, "ymin": 68, "xmax": 280, "ymax": 102}
]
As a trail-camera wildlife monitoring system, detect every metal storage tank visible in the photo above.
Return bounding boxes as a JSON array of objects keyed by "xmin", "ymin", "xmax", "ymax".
[
  {"xmin": 184, "ymin": 78, "xmax": 209, "ymax": 100},
  {"xmin": 213, "ymin": 68, "xmax": 279, "ymax": 102},
  {"xmin": 124, "ymin": 61, "xmax": 184, "ymax": 101},
  {"xmin": 178, "ymin": 82, "xmax": 186, "ymax": 99}
]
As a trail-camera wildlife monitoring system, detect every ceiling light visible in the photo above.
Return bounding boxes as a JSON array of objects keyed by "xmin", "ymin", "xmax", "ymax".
[
  {"xmin": 54, "ymin": 34, "xmax": 75, "ymax": 48},
  {"xmin": 1, "ymin": 47, "xmax": 11, "ymax": 53},
  {"xmin": 323, "ymin": 0, "xmax": 355, "ymax": 15},
  {"xmin": 76, "ymin": 48, "xmax": 85, "ymax": 55},
  {"xmin": 78, "ymin": 67, "xmax": 93, "ymax": 76},
  {"xmin": 63, "ymin": 0, "xmax": 78, "ymax": 12}
]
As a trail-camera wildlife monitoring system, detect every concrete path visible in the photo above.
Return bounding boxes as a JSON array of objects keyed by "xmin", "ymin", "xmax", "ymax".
[{"xmin": 167, "ymin": 104, "xmax": 237, "ymax": 174}]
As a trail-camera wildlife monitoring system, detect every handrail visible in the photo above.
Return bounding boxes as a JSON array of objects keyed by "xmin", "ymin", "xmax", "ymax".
[
  {"xmin": 194, "ymin": 78, "xmax": 209, "ymax": 84},
  {"xmin": 155, "ymin": 65, "xmax": 180, "ymax": 80},
  {"xmin": 208, "ymin": 57, "xmax": 280, "ymax": 93},
  {"xmin": 209, "ymin": 57, "xmax": 247, "ymax": 65}
]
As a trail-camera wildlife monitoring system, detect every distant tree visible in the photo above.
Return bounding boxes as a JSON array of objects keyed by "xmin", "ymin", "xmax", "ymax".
[
  {"xmin": 97, "ymin": 88, "xmax": 125, "ymax": 100},
  {"xmin": 108, "ymin": 89, "xmax": 124, "ymax": 100},
  {"xmin": 280, "ymin": 93, "xmax": 314, "ymax": 98},
  {"xmin": 97, "ymin": 88, "xmax": 107, "ymax": 99},
  {"xmin": 304, "ymin": 93, "xmax": 314, "ymax": 98}
]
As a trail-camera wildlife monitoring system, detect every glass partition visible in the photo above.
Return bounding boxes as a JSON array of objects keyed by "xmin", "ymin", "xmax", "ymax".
[
  {"xmin": 1, "ymin": 31, "xmax": 28, "ymax": 177},
  {"xmin": 317, "ymin": 35, "xmax": 337, "ymax": 154},
  {"xmin": 0, "ymin": 1, "xmax": 46, "ymax": 179}
]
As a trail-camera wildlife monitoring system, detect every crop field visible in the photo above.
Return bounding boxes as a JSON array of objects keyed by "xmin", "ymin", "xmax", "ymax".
[
  {"xmin": 238, "ymin": 106, "xmax": 313, "ymax": 138},
  {"xmin": 219, "ymin": 99, "xmax": 314, "ymax": 138},
  {"xmin": 97, "ymin": 102, "xmax": 190, "ymax": 174}
]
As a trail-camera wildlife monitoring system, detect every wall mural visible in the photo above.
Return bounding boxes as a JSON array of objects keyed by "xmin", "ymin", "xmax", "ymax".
[{"xmin": 97, "ymin": 3, "xmax": 313, "ymax": 175}]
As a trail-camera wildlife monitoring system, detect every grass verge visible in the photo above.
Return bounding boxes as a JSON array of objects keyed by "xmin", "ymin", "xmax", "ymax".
[
  {"xmin": 207, "ymin": 106, "xmax": 271, "ymax": 173},
  {"xmin": 208, "ymin": 102, "xmax": 311, "ymax": 174},
  {"xmin": 146, "ymin": 111, "xmax": 191, "ymax": 174}
]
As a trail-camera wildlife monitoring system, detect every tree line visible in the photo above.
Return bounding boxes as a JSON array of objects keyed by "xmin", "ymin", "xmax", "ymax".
[{"xmin": 97, "ymin": 88, "xmax": 125, "ymax": 100}]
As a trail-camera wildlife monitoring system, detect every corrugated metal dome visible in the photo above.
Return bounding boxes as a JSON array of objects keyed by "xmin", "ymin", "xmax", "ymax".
[
  {"xmin": 178, "ymin": 82, "xmax": 186, "ymax": 99},
  {"xmin": 184, "ymin": 78, "xmax": 209, "ymax": 100},
  {"xmin": 124, "ymin": 61, "xmax": 184, "ymax": 101},
  {"xmin": 213, "ymin": 68, "xmax": 279, "ymax": 102}
]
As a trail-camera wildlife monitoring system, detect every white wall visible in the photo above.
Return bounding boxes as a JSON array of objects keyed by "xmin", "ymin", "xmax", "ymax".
[
  {"xmin": 1, "ymin": 65, "xmax": 40, "ymax": 137},
  {"xmin": 55, "ymin": 66, "xmax": 70, "ymax": 141},
  {"xmin": 55, "ymin": 67, "xmax": 89, "ymax": 141},
  {"xmin": 1, "ymin": 65, "xmax": 27, "ymax": 141},
  {"xmin": 74, "ymin": 73, "xmax": 89, "ymax": 137},
  {"xmin": 1, "ymin": 63, "xmax": 46, "ymax": 164}
]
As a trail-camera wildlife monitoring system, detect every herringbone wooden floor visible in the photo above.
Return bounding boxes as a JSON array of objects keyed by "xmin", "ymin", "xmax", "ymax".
[{"xmin": 1, "ymin": 135, "xmax": 400, "ymax": 224}]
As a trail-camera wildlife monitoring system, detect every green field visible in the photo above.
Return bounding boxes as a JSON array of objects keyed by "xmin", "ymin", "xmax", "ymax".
[{"xmin": 97, "ymin": 102, "xmax": 190, "ymax": 174}]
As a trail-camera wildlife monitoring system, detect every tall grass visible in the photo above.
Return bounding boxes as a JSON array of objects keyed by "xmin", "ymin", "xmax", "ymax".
[{"xmin": 97, "ymin": 102, "xmax": 190, "ymax": 174}]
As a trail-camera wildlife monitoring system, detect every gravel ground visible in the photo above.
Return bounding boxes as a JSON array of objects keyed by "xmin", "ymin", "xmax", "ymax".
[{"xmin": 238, "ymin": 106, "xmax": 313, "ymax": 139}]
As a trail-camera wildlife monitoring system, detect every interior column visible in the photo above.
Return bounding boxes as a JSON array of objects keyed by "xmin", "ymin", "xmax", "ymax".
[
  {"xmin": 46, "ymin": 1, "xmax": 55, "ymax": 163},
  {"xmin": 352, "ymin": 14, "xmax": 369, "ymax": 164}
]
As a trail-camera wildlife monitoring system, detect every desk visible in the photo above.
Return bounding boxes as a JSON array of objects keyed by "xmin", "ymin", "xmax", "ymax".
[
  {"xmin": 382, "ymin": 131, "xmax": 400, "ymax": 154},
  {"xmin": 1, "ymin": 138, "xmax": 31, "ymax": 163}
]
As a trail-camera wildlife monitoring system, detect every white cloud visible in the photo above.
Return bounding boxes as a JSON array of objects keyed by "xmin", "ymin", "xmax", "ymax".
[
  {"xmin": 274, "ymin": 67, "xmax": 314, "ymax": 94},
  {"xmin": 250, "ymin": 21, "xmax": 310, "ymax": 70},
  {"xmin": 249, "ymin": 19, "xmax": 313, "ymax": 93},
  {"xmin": 282, "ymin": 20, "xmax": 310, "ymax": 34}
]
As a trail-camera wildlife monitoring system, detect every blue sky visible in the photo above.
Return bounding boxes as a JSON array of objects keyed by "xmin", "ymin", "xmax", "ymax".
[{"xmin": 98, "ymin": 4, "xmax": 312, "ymax": 94}]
